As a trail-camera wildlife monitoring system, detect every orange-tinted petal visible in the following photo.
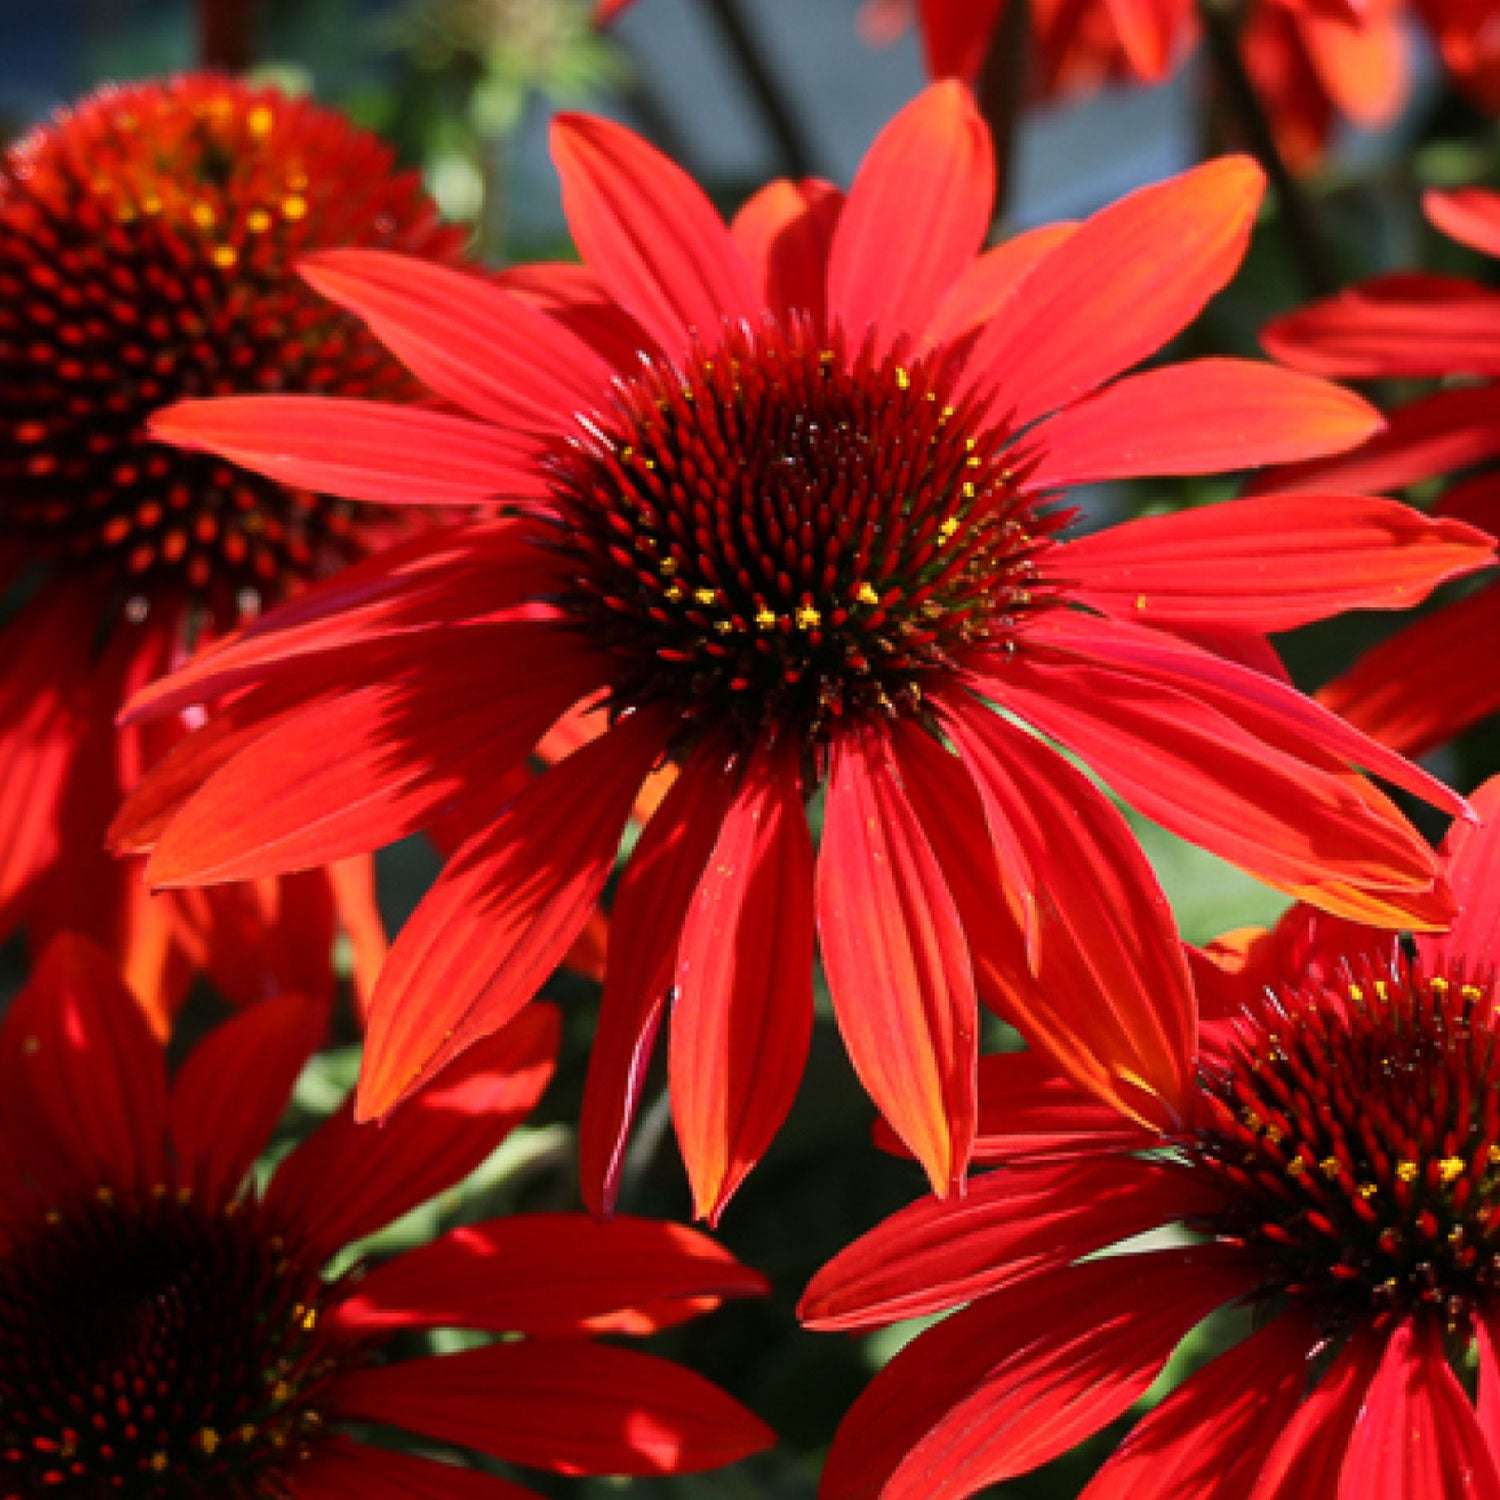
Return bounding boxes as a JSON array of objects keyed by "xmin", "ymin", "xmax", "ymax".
[
  {"xmin": 1425, "ymin": 187, "xmax": 1500, "ymax": 259},
  {"xmin": 730, "ymin": 177, "xmax": 842, "ymax": 324}
]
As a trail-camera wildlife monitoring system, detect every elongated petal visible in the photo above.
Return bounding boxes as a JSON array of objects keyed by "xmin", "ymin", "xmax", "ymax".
[
  {"xmin": 551, "ymin": 113, "xmax": 761, "ymax": 358},
  {"xmin": 289, "ymin": 1437, "xmax": 540, "ymax": 1500},
  {"xmin": 1319, "ymin": 583, "xmax": 1500, "ymax": 757},
  {"xmin": 1103, "ymin": 0, "xmax": 1184, "ymax": 77},
  {"xmin": 1260, "ymin": 384, "xmax": 1500, "ymax": 497},
  {"xmin": 1339, "ymin": 1319, "xmax": 1500, "ymax": 1498},
  {"xmin": 1419, "ymin": 776, "xmax": 1500, "ymax": 972},
  {"xmin": 334, "ymin": 1342, "xmax": 773, "ymax": 1476},
  {"xmin": 965, "ymin": 156, "xmax": 1264, "ymax": 429},
  {"xmin": 669, "ymin": 735, "xmax": 815, "ymax": 1222},
  {"xmin": 1026, "ymin": 360, "xmax": 1382, "ymax": 489},
  {"xmin": 1264, "ymin": 274, "xmax": 1500, "ymax": 378},
  {"xmin": 1083, "ymin": 1313, "xmax": 1317, "ymax": 1499},
  {"xmin": 267, "ymin": 1004, "xmax": 558, "ymax": 1261},
  {"xmin": 827, "ymin": 81, "xmax": 993, "ymax": 351},
  {"xmin": 800, "ymin": 1155, "xmax": 1210, "ymax": 1332},
  {"xmin": 923, "ymin": 222, "xmax": 1078, "ymax": 350},
  {"xmin": 358, "ymin": 708, "xmax": 667, "ymax": 1120},
  {"xmin": 969, "ymin": 1051, "xmax": 1159, "ymax": 1159},
  {"xmin": 579, "ymin": 739, "xmax": 744, "ymax": 1215},
  {"xmin": 916, "ymin": 0, "xmax": 1007, "ymax": 79},
  {"xmin": 300, "ymin": 250, "xmax": 615, "ymax": 428},
  {"xmin": 171, "ymin": 990, "xmax": 327, "ymax": 1207},
  {"xmin": 819, "ymin": 1246, "xmax": 1256, "ymax": 1500},
  {"xmin": 938, "ymin": 691, "xmax": 1196, "ymax": 1127},
  {"xmin": 331, "ymin": 1214, "xmax": 767, "ymax": 1337},
  {"xmin": 1427, "ymin": 187, "xmax": 1500, "ymax": 258},
  {"xmin": 817, "ymin": 723, "xmax": 978, "ymax": 1196},
  {"xmin": 730, "ymin": 177, "xmax": 841, "ymax": 323},
  {"xmin": 1060, "ymin": 492, "xmax": 1494, "ymax": 630},
  {"xmin": 151, "ymin": 396, "xmax": 546, "ymax": 506}
]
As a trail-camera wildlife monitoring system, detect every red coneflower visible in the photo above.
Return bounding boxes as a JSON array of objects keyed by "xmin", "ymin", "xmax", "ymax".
[
  {"xmin": 123, "ymin": 82, "xmax": 1489, "ymax": 1222},
  {"xmin": 0, "ymin": 73, "xmax": 469, "ymax": 1031},
  {"xmin": 1262, "ymin": 185, "xmax": 1500, "ymax": 755},
  {"xmin": 0, "ymin": 934, "xmax": 771, "ymax": 1497},
  {"xmin": 802, "ymin": 779, "xmax": 1500, "ymax": 1500}
]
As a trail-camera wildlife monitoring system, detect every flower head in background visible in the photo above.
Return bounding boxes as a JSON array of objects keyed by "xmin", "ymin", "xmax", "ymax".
[
  {"xmin": 1263, "ymin": 185, "xmax": 1500, "ymax": 756},
  {"xmin": 124, "ymin": 81, "xmax": 1489, "ymax": 1222},
  {"xmin": 0, "ymin": 935, "xmax": 770, "ymax": 1497},
  {"xmin": 0, "ymin": 73, "xmax": 467, "ymax": 1029},
  {"xmin": 802, "ymin": 781, "xmax": 1500, "ymax": 1499}
]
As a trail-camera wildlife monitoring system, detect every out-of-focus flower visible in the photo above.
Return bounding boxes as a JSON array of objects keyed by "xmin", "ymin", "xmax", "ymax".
[
  {"xmin": 0, "ymin": 74, "xmax": 470, "ymax": 1031},
  {"xmin": 123, "ymin": 82, "xmax": 1485, "ymax": 1222},
  {"xmin": 1262, "ymin": 186, "xmax": 1500, "ymax": 755},
  {"xmin": 0, "ymin": 934, "xmax": 771, "ymax": 1496},
  {"xmin": 803, "ymin": 780, "xmax": 1500, "ymax": 1500},
  {"xmin": 1413, "ymin": 0, "xmax": 1500, "ymax": 112}
]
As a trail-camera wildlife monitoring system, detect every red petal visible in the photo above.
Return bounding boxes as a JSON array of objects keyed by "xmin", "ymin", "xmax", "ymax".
[
  {"xmin": 1060, "ymin": 491, "xmax": 1494, "ymax": 630},
  {"xmin": 550, "ymin": 113, "xmax": 762, "ymax": 359},
  {"xmin": 1083, "ymin": 1313, "xmax": 1316, "ymax": 1499},
  {"xmin": 358, "ymin": 709, "xmax": 667, "ymax": 1120},
  {"xmin": 578, "ymin": 738, "xmax": 743, "ymax": 1216},
  {"xmin": 800, "ymin": 1155, "xmax": 1209, "ymax": 1332},
  {"xmin": 1319, "ymin": 582, "xmax": 1500, "ymax": 757},
  {"xmin": 171, "ymin": 991, "xmax": 327, "ymax": 1207},
  {"xmin": 289, "ymin": 1437, "xmax": 540, "ymax": 1499},
  {"xmin": 497, "ymin": 260, "xmax": 655, "ymax": 368},
  {"xmin": 1026, "ymin": 359, "xmax": 1382, "ymax": 489},
  {"xmin": 1264, "ymin": 273, "xmax": 1500, "ymax": 378},
  {"xmin": 333, "ymin": 1342, "xmax": 772, "ymax": 1476},
  {"xmin": 1427, "ymin": 187, "xmax": 1500, "ymax": 258},
  {"xmin": 669, "ymin": 735, "xmax": 815, "ymax": 1222},
  {"xmin": 817, "ymin": 723, "xmax": 978, "ymax": 1196},
  {"xmin": 965, "ymin": 156, "xmax": 1264, "ymax": 429},
  {"xmin": 1418, "ymin": 776, "xmax": 1500, "ymax": 973},
  {"xmin": 150, "ymin": 396, "xmax": 546, "ymax": 506},
  {"xmin": 1103, "ymin": 0, "xmax": 1185, "ymax": 77},
  {"xmin": 300, "ymin": 250, "xmax": 615, "ymax": 427},
  {"xmin": 938, "ymin": 692, "xmax": 1197, "ymax": 1128},
  {"xmin": 922, "ymin": 221, "xmax": 1078, "ymax": 350},
  {"xmin": 916, "ymin": 0, "xmax": 1007, "ymax": 80},
  {"xmin": 1338, "ymin": 1319, "xmax": 1500, "ymax": 1499},
  {"xmin": 819, "ymin": 1245, "xmax": 1256, "ymax": 1500},
  {"xmin": 729, "ymin": 177, "xmax": 841, "ymax": 324},
  {"xmin": 267, "ymin": 1004, "xmax": 558, "ymax": 1261},
  {"xmin": 331, "ymin": 1213, "xmax": 766, "ymax": 1337},
  {"xmin": 0, "ymin": 934, "xmax": 168, "ymax": 1193},
  {"xmin": 827, "ymin": 80, "xmax": 993, "ymax": 352}
]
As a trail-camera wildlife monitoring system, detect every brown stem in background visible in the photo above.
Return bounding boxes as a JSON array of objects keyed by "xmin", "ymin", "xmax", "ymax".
[
  {"xmin": 198, "ymin": 0, "xmax": 255, "ymax": 72},
  {"xmin": 1196, "ymin": 0, "xmax": 1338, "ymax": 295},
  {"xmin": 701, "ymin": 0, "xmax": 819, "ymax": 179},
  {"xmin": 975, "ymin": 0, "xmax": 1032, "ymax": 222}
]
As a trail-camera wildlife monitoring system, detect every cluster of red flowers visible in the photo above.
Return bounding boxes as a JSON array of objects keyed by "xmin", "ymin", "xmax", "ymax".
[{"xmin": 4, "ymin": 2, "xmax": 1500, "ymax": 1492}]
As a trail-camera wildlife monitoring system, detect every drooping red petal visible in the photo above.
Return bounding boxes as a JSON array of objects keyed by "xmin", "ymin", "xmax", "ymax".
[
  {"xmin": 289, "ymin": 1437, "xmax": 540, "ymax": 1499},
  {"xmin": 1025, "ymin": 359, "xmax": 1382, "ymax": 489},
  {"xmin": 0, "ymin": 934, "xmax": 168, "ymax": 1194},
  {"xmin": 827, "ymin": 80, "xmax": 993, "ymax": 353},
  {"xmin": 299, "ymin": 249, "xmax": 616, "ymax": 428},
  {"xmin": 729, "ymin": 177, "xmax": 841, "ymax": 324},
  {"xmin": 800, "ymin": 1155, "xmax": 1211, "ymax": 1332},
  {"xmin": 669, "ymin": 735, "xmax": 815, "ymax": 1223},
  {"xmin": 818, "ymin": 1245, "xmax": 1257, "ymax": 1500},
  {"xmin": 1418, "ymin": 775, "xmax": 1500, "ymax": 972},
  {"xmin": 150, "ymin": 396, "xmax": 548, "ymax": 506},
  {"xmin": 1425, "ymin": 186, "xmax": 1500, "ymax": 258},
  {"xmin": 333, "ymin": 1342, "xmax": 773, "ymax": 1477},
  {"xmin": 1059, "ymin": 492, "xmax": 1493, "ymax": 630},
  {"xmin": 1263, "ymin": 273, "xmax": 1500, "ymax": 378},
  {"xmin": 817, "ymin": 722, "xmax": 978, "ymax": 1196},
  {"xmin": 938, "ymin": 690, "xmax": 1196, "ymax": 1130},
  {"xmin": 1103, "ymin": 0, "xmax": 1185, "ymax": 77},
  {"xmin": 266, "ymin": 1004, "xmax": 558, "ymax": 1262},
  {"xmin": 578, "ymin": 738, "xmax": 744, "ymax": 1216},
  {"xmin": 170, "ymin": 990, "xmax": 328, "ymax": 1208},
  {"xmin": 922, "ymin": 221, "xmax": 1078, "ymax": 350},
  {"xmin": 331, "ymin": 1214, "xmax": 767, "ymax": 1337},
  {"xmin": 1318, "ymin": 582, "xmax": 1500, "ymax": 758},
  {"xmin": 964, "ymin": 156, "xmax": 1264, "ymax": 429},
  {"xmin": 550, "ymin": 113, "xmax": 762, "ymax": 359},
  {"xmin": 1338, "ymin": 1319, "xmax": 1500, "ymax": 1498},
  {"xmin": 916, "ymin": 0, "xmax": 1007, "ymax": 80},
  {"xmin": 358, "ymin": 709, "xmax": 668, "ymax": 1121},
  {"xmin": 1083, "ymin": 1312, "xmax": 1317, "ymax": 1499}
]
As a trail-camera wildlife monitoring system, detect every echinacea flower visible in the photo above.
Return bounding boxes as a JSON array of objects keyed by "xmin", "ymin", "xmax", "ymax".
[
  {"xmin": 802, "ymin": 778, "xmax": 1500, "ymax": 1500},
  {"xmin": 0, "ymin": 934, "xmax": 771, "ymax": 1497},
  {"xmin": 122, "ymin": 81, "xmax": 1489, "ymax": 1222},
  {"xmin": 1262, "ymin": 186, "xmax": 1500, "ymax": 755},
  {"xmin": 0, "ymin": 73, "xmax": 468, "ymax": 1030}
]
